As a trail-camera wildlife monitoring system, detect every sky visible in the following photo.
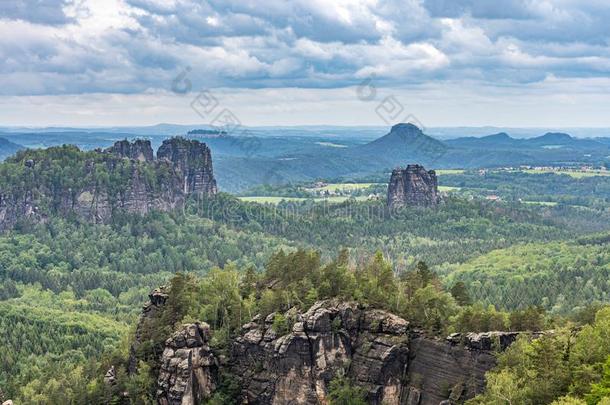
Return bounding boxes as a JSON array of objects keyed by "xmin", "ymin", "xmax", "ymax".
[{"xmin": 1, "ymin": 0, "xmax": 610, "ymax": 128}]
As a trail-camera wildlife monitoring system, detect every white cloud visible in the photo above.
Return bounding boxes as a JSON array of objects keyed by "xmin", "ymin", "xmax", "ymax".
[{"xmin": 1, "ymin": 0, "xmax": 610, "ymax": 125}]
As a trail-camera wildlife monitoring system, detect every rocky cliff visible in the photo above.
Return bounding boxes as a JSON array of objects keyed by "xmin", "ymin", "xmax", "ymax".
[
  {"xmin": 0, "ymin": 138, "xmax": 217, "ymax": 230},
  {"xmin": 387, "ymin": 164, "xmax": 439, "ymax": 209},
  {"xmin": 156, "ymin": 323, "xmax": 218, "ymax": 405},
  {"xmin": 142, "ymin": 298, "xmax": 528, "ymax": 405},
  {"xmin": 157, "ymin": 138, "xmax": 217, "ymax": 195},
  {"xmin": 231, "ymin": 301, "xmax": 410, "ymax": 405},
  {"xmin": 104, "ymin": 139, "xmax": 154, "ymax": 162}
]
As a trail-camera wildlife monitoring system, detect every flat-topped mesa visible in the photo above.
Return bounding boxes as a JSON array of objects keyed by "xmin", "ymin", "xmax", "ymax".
[
  {"xmin": 387, "ymin": 164, "xmax": 439, "ymax": 209},
  {"xmin": 104, "ymin": 139, "xmax": 154, "ymax": 162},
  {"xmin": 157, "ymin": 137, "xmax": 217, "ymax": 196}
]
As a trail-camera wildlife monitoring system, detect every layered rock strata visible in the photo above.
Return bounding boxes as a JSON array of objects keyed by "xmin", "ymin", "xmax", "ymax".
[{"xmin": 387, "ymin": 164, "xmax": 439, "ymax": 209}]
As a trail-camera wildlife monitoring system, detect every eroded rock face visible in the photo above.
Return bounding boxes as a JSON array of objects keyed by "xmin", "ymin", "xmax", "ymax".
[
  {"xmin": 157, "ymin": 137, "xmax": 217, "ymax": 195},
  {"xmin": 145, "ymin": 300, "xmax": 530, "ymax": 405},
  {"xmin": 387, "ymin": 164, "xmax": 439, "ymax": 209},
  {"xmin": 0, "ymin": 158, "xmax": 181, "ymax": 230},
  {"xmin": 156, "ymin": 323, "xmax": 218, "ymax": 405},
  {"xmin": 0, "ymin": 189, "xmax": 43, "ymax": 230},
  {"xmin": 105, "ymin": 139, "xmax": 154, "ymax": 162},
  {"xmin": 231, "ymin": 300, "xmax": 410, "ymax": 405},
  {"xmin": 0, "ymin": 138, "xmax": 217, "ymax": 230},
  {"xmin": 405, "ymin": 330, "xmax": 542, "ymax": 405}
]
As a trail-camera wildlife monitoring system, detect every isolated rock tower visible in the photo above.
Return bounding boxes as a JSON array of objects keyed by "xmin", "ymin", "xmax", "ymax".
[{"xmin": 387, "ymin": 164, "xmax": 439, "ymax": 208}]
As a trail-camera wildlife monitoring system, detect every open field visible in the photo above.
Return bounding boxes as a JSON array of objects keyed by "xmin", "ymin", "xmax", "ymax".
[
  {"xmin": 436, "ymin": 169, "xmax": 465, "ymax": 175},
  {"xmin": 438, "ymin": 186, "xmax": 461, "ymax": 192},
  {"xmin": 238, "ymin": 196, "xmax": 307, "ymax": 203},
  {"xmin": 312, "ymin": 182, "xmax": 378, "ymax": 192},
  {"xmin": 238, "ymin": 195, "xmax": 370, "ymax": 204},
  {"xmin": 520, "ymin": 169, "xmax": 610, "ymax": 178},
  {"xmin": 522, "ymin": 200, "xmax": 559, "ymax": 206}
]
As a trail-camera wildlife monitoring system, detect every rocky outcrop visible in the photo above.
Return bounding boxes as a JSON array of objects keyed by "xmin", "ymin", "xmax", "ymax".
[
  {"xmin": 157, "ymin": 323, "xmax": 218, "ymax": 405},
  {"xmin": 157, "ymin": 138, "xmax": 217, "ymax": 195},
  {"xmin": 405, "ymin": 331, "xmax": 545, "ymax": 405},
  {"xmin": 387, "ymin": 164, "xmax": 439, "ymax": 209},
  {"xmin": 104, "ymin": 366, "xmax": 117, "ymax": 386},
  {"xmin": 231, "ymin": 301, "xmax": 410, "ymax": 405},
  {"xmin": 128, "ymin": 287, "xmax": 169, "ymax": 374},
  {"xmin": 406, "ymin": 332, "xmax": 496, "ymax": 404},
  {"xmin": 105, "ymin": 139, "xmax": 154, "ymax": 162},
  {"xmin": 0, "ymin": 138, "xmax": 217, "ymax": 230},
  {"xmin": 143, "ymin": 300, "xmax": 531, "ymax": 405}
]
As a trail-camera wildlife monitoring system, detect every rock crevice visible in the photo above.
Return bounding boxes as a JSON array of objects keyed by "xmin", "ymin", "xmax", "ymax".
[{"xmin": 156, "ymin": 323, "xmax": 218, "ymax": 405}]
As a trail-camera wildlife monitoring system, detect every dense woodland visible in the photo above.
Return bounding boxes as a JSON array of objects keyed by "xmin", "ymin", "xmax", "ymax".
[
  {"xmin": 1, "ymin": 147, "xmax": 610, "ymax": 403},
  {"xmin": 3, "ymin": 248, "xmax": 607, "ymax": 404},
  {"xmin": 441, "ymin": 170, "xmax": 610, "ymax": 210}
]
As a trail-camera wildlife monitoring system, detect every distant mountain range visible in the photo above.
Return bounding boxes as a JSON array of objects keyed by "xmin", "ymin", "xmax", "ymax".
[
  {"xmin": 1, "ymin": 124, "xmax": 610, "ymax": 192},
  {"xmin": 2, "ymin": 124, "xmax": 609, "ymax": 139},
  {"xmin": 213, "ymin": 124, "xmax": 610, "ymax": 191},
  {"xmin": 0, "ymin": 138, "xmax": 23, "ymax": 160},
  {"xmin": 446, "ymin": 131, "xmax": 605, "ymax": 149}
]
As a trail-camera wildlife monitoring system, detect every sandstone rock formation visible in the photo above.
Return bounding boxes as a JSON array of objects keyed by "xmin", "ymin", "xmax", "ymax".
[
  {"xmin": 104, "ymin": 139, "xmax": 154, "ymax": 162},
  {"xmin": 0, "ymin": 138, "xmax": 217, "ymax": 230},
  {"xmin": 387, "ymin": 164, "xmax": 439, "ymax": 209},
  {"xmin": 156, "ymin": 323, "xmax": 218, "ymax": 405},
  {"xmin": 128, "ymin": 287, "xmax": 169, "ymax": 374},
  {"xmin": 104, "ymin": 366, "xmax": 117, "ymax": 386},
  {"xmin": 0, "ymin": 156, "xmax": 183, "ymax": 229},
  {"xmin": 158, "ymin": 137, "xmax": 217, "ymax": 195},
  {"xmin": 124, "ymin": 292, "xmax": 530, "ymax": 405},
  {"xmin": 406, "ymin": 331, "xmax": 497, "ymax": 404},
  {"xmin": 231, "ymin": 301, "xmax": 410, "ymax": 405}
]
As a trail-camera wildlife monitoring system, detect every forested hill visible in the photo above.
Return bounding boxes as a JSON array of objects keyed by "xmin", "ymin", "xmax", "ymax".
[
  {"xmin": 1, "ymin": 140, "xmax": 610, "ymax": 403},
  {"xmin": 0, "ymin": 138, "xmax": 216, "ymax": 230}
]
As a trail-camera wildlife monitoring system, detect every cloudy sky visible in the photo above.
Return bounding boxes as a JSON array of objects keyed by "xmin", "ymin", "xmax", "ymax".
[{"xmin": 1, "ymin": 0, "xmax": 610, "ymax": 127}]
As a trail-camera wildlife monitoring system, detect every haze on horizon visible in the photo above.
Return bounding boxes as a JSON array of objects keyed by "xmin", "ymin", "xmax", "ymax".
[{"xmin": 1, "ymin": 0, "xmax": 610, "ymax": 128}]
